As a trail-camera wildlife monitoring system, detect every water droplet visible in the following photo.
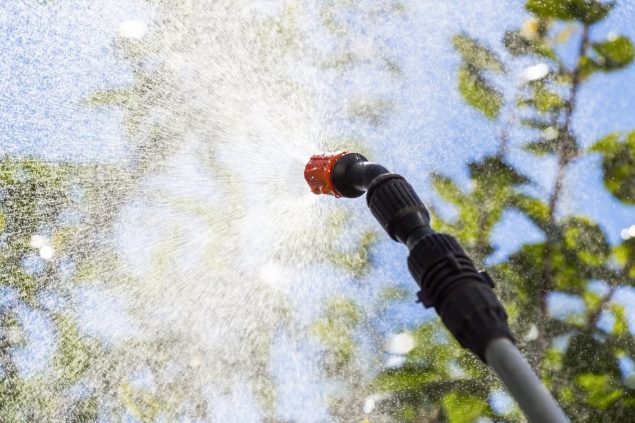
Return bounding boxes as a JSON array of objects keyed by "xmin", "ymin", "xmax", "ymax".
[
  {"xmin": 387, "ymin": 332, "xmax": 415, "ymax": 354},
  {"xmin": 363, "ymin": 396, "xmax": 376, "ymax": 414},
  {"xmin": 29, "ymin": 234, "xmax": 48, "ymax": 249},
  {"xmin": 39, "ymin": 245, "xmax": 55, "ymax": 260},
  {"xmin": 384, "ymin": 355, "xmax": 406, "ymax": 369},
  {"xmin": 521, "ymin": 63, "xmax": 549, "ymax": 82},
  {"xmin": 621, "ymin": 224, "xmax": 635, "ymax": 240},
  {"xmin": 118, "ymin": 20, "xmax": 147, "ymax": 39},
  {"xmin": 543, "ymin": 127, "xmax": 558, "ymax": 141},
  {"xmin": 524, "ymin": 324, "xmax": 539, "ymax": 342}
]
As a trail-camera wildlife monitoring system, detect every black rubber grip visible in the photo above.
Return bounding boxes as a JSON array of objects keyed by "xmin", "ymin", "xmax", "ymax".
[
  {"xmin": 408, "ymin": 233, "xmax": 513, "ymax": 361},
  {"xmin": 366, "ymin": 174, "xmax": 431, "ymax": 244}
]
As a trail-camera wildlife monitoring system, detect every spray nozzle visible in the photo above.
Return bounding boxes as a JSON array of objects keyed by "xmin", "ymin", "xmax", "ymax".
[
  {"xmin": 303, "ymin": 151, "xmax": 348, "ymax": 197},
  {"xmin": 304, "ymin": 151, "xmax": 389, "ymax": 198}
]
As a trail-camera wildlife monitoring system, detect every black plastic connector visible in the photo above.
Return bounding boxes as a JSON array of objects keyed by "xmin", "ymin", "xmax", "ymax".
[
  {"xmin": 332, "ymin": 153, "xmax": 390, "ymax": 198},
  {"xmin": 408, "ymin": 233, "xmax": 513, "ymax": 361},
  {"xmin": 365, "ymin": 174, "xmax": 433, "ymax": 245}
]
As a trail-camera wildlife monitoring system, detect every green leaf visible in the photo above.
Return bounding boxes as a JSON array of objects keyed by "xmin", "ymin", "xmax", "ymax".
[
  {"xmin": 327, "ymin": 231, "xmax": 376, "ymax": 277},
  {"xmin": 612, "ymin": 240, "xmax": 635, "ymax": 280},
  {"xmin": 458, "ymin": 66, "xmax": 503, "ymax": 119},
  {"xmin": 564, "ymin": 331, "xmax": 619, "ymax": 376},
  {"xmin": 510, "ymin": 193, "xmax": 550, "ymax": 229},
  {"xmin": 521, "ymin": 118, "xmax": 551, "ymax": 130},
  {"xmin": 561, "ymin": 216, "xmax": 610, "ymax": 266},
  {"xmin": 53, "ymin": 315, "xmax": 97, "ymax": 384},
  {"xmin": 533, "ymin": 84, "xmax": 565, "ymax": 112},
  {"xmin": 581, "ymin": 36, "xmax": 635, "ymax": 78},
  {"xmin": 526, "ymin": 0, "xmax": 614, "ymax": 24},
  {"xmin": 69, "ymin": 396, "xmax": 98, "ymax": 423},
  {"xmin": 591, "ymin": 132, "xmax": 635, "ymax": 204},
  {"xmin": 468, "ymin": 156, "xmax": 528, "ymax": 185},
  {"xmin": 503, "ymin": 30, "xmax": 556, "ymax": 59},
  {"xmin": 346, "ymin": 98, "xmax": 394, "ymax": 126},
  {"xmin": 584, "ymin": 290, "xmax": 603, "ymax": 311},
  {"xmin": 119, "ymin": 381, "xmax": 163, "ymax": 423},
  {"xmin": 0, "ymin": 311, "xmax": 26, "ymax": 348},
  {"xmin": 311, "ymin": 297, "xmax": 362, "ymax": 376},
  {"xmin": 576, "ymin": 373, "xmax": 623, "ymax": 409},
  {"xmin": 86, "ymin": 89, "xmax": 133, "ymax": 107},
  {"xmin": 592, "ymin": 36, "xmax": 635, "ymax": 69},
  {"xmin": 609, "ymin": 304, "xmax": 628, "ymax": 335},
  {"xmin": 378, "ymin": 286, "xmax": 410, "ymax": 302},
  {"xmin": 580, "ymin": 55, "xmax": 604, "ymax": 78},
  {"xmin": 453, "ymin": 34, "xmax": 505, "ymax": 72},
  {"xmin": 324, "ymin": 297, "xmax": 362, "ymax": 327},
  {"xmin": 524, "ymin": 139, "xmax": 558, "ymax": 155},
  {"xmin": 431, "ymin": 174, "xmax": 465, "ymax": 205},
  {"xmin": 441, "ymin": 392, "xmax": 490, "ymax": 423},
  {"xmin": 503, "ymin": 244, "xmax": 546, "ymax": 299},
  {"xmin": 373, "ymin": 367, "xmax": 439, "ymax": 393}
]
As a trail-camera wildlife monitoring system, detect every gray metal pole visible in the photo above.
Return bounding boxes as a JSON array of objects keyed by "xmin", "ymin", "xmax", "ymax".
[{"xmin": 485, "ymin": 338, "xmax": 569, "ymax": 423}]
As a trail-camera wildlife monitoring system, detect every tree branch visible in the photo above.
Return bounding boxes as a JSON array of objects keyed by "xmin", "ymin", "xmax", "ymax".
[{"xmin": 536, "ymin": 24, "xmax": 590, "ymax": 362}]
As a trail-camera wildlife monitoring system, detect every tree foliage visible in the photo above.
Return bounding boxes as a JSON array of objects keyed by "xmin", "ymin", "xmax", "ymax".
[
  {"xmin": 360, "ymin": 1, "xmax": 635, "ymax": 422},
  {"xmin": 0, "ymin": 158, "xmax": 106, "ymax": 422},
  {"xmin": 2, "ymin": 1, "xmax": 635, "ymax": 422}
]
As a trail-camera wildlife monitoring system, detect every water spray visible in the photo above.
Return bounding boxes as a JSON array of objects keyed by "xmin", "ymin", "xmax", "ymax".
[{"xmin": 304, "ymin": 152, "xmax": 569, "ymax": 423}]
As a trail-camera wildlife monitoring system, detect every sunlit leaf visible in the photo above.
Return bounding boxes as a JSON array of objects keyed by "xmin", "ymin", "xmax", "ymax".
[
  {"xmin": 431, "ymin": 174, "xmax": 465, "ymax": 206},
  {"xmin": 374, "ymin": 366, "xmax": 439, "ymax": 393},
  {"xmin": 591, "ymin": 132, "xmax": 635, "ymax": 204},
  {"xmin": 453, "ymin": 34, "xmax": 505, "ymax": 72},
  {"xmin": 69, "ymin": 396, "xmax": 98, "ymax": 423},
  {"xmin": 612, "ymin": 239, "xmax": 635, "ymax": 280},
  {"xmin": 521, "ymin": 118, "xmax": 551, "ymax": 129},
  {"xmin": 468, "ymin": 156, "xmax": 528, "ymax": 186},
  {"xmin": 503, "ymin": 30, "xmax": 556, "ymax": 59},
  {"xmin": 609, "ymin": 304, "xmax": 628, "ymax": 335},
  {"xmin": 584, "ymin": 292, "xmax": 603, "ymax": 315},
  {"xmin": 533, "ymin": 84, "xmax": 565, "ymax": 112},
  {"xmin": 581, "ymin": 37, "xmax": 635, "ymax": 77},
  {"xmin": 576, "ymin": 373, "xmax": 623, "ymax": 409},
  {"xmin": 378, "ymin": 286, "xmax": 410, "ymax": 302},
  {"xmin": 346, "ymin": 98, "xmax": 394, "ymax": 126},
  {"xmin": 327, "ymin": 231, "xmax": 376, "ymax": 276},
  {"xmin": 561, "ymin": 216, "xmax": 610, "ymax": 267},
  {"xmin": 86, "ymin": 90, "xmax": 133, "ymax": 107},
  {"xmin": 524, "ymin": 139, "xmax": 559, "ymax": 155},
  {"xmin": 53, "ymin": 314, "xmax": 97, "ymax": 384},
  {"xmin": 311, "ymin": 297, "xmax": 362, "ymax": 376},
  {"xmin": 510, "ymin": 193, "xmax": 550, "ymax": 229},
  {"xmin": 441, "ymin": 392, "xmax": 490, "ymax": 423},
  {"xmin": 0, "ymin": 211, "xmax": 6, "ymax": 233},
  {"xmin": 592, "ymin": 36, "xmax": 634, "ymax": 69},
  {"xmin": 119, "ymin": 381, "xmax": 163, "ymax": 422},
  {"xmin": 525, "ymin": 0, "xmax": 614, "ymax": 24},
  {"xmin": 458, "ymin": 66, "xmax": 503, "ymax": 119}
]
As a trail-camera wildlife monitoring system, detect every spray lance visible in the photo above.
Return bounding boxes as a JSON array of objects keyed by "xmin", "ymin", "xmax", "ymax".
[{"xmin": 304, "ymin": 152, "xmax": 569, "ymax": 423}]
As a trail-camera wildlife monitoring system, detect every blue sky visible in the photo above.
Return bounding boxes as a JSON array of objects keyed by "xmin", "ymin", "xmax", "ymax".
[{"xmin": 1, "ymin": 0, "xmax": 635, "ymax": 421}]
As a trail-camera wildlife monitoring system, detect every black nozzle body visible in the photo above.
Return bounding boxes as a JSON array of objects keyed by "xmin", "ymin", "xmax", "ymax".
[
  {"xmin": 331, "ymin": 153, "xmax": 389, "ymax": 198},
  {"xmin": 408, "ymin": 234, "xmax": 513, "ymax": 360},
  {"xmin": 332, "ymin": 153, "xmax": 432, "ymax": 245},
  {"xmin": 331, "ymin": 152, "xmax": 513, "ymax": 361}
]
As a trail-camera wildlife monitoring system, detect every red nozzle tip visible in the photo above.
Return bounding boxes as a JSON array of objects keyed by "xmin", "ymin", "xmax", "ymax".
[{"xmin": 304, "ymin": 151, "xmax": 347, "ymax": 197}]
